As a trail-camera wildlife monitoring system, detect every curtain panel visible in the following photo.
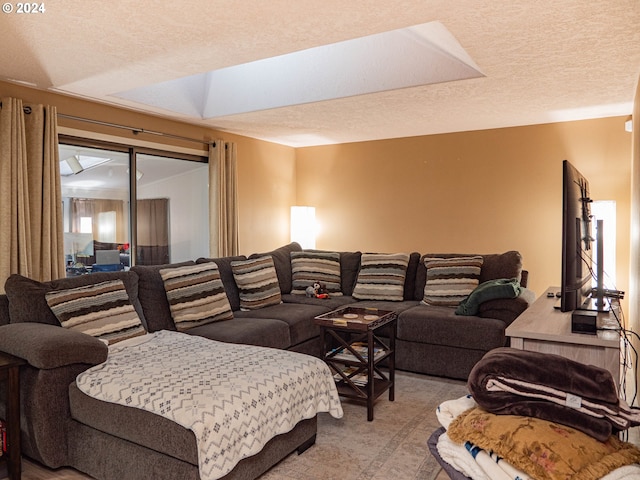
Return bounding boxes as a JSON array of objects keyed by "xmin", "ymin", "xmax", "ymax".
[
  {"xmin": 0, "ymin": 97, "xmax": 64, "ymax": 291},
  {"xmin": 137, "ymin": 198, "xmax": 170, "ymax": 265},
  {"xmin": 70, "ymin": 198, "xmax": 126, "ymax": 243},
  {"xmin": 209, "ymin": 140, "xmax": 239, "ymax": 257}
]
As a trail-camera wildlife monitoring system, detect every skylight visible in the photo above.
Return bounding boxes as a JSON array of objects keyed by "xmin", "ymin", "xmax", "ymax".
[{"xmin": 113, "ymin": 21, "xmax": 483, "ymax": 119}]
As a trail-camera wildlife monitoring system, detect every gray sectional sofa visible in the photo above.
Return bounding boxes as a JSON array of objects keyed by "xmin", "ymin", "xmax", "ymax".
[{"xmin": 0, "ymin": 241, "xmax": 533, "ymax": 480}]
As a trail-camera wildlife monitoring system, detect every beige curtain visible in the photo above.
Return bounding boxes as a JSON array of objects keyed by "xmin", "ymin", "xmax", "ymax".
[
  {"xmin": 70, "ymin": 198, "xmax": 126, "ymax": 243},
  {"xmin": 137, "ymin": 198, "xmax": 169, "ymax": 247},
  {"xmin": 209, "ymin": 140, "xmax": 239, "ymax": 257},
  {"xmin": 0, "ymin": 97, "xmax": 64, "ymax": 290}
]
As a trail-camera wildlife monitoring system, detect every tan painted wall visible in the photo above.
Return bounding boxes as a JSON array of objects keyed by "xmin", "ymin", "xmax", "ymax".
[
  {"xmin": 0, "ymin": 81, "xmax": 297, "ymax": 255},
  {"xmin": 296, "ymin": 118, "xmax": 633, "ymax": 299},
  {"xmin": 2, "ymin": 81, "xmax": 634, "ymax": 300},
  {"xmin": 231, "ymin": 134, "xmax": 297, "ymax": 254}
]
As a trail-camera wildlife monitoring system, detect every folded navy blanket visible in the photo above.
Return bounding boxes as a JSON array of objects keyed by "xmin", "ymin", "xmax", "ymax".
[{"xmin": 468, "ymin": 347, "xmax": 640, "ymax": 441}]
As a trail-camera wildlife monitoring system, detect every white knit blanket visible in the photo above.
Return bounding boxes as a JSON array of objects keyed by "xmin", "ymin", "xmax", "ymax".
[{"xmin": 76, "ymin": 330, "xmax": 343, "ymax": 480}]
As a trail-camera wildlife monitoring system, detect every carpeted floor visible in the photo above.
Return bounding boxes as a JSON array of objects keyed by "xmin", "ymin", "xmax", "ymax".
[
  {"xmin": 5, "ymin": 371, "xmax": 468, "ymax": 480},
  {"xmin": 260, "ymin": 371, "xmax": 469, "ymax": 480}
]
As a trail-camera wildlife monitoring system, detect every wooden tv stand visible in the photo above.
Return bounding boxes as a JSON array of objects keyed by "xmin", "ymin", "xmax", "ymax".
[{"xmin": 506, "ymin": 286, "xmax": 621, "ymax": 384}]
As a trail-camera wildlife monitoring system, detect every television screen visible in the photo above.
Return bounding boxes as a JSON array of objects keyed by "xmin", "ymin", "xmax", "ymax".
[{"xmin": 560, "ymin": 160, "xmax": 593, "ymax": 312}]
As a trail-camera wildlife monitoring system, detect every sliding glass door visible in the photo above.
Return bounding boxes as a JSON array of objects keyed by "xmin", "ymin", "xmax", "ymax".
[
  {"xmin": 59, "ymin": 144, "xmax": 130, "ymax": 271},
  {"xmin": 58, "ymin": 139, "xmax": 208, "ymax": 273},
  {"xmin": 135, "ymin": 153, "xmax": 209, "ymax": 264}
]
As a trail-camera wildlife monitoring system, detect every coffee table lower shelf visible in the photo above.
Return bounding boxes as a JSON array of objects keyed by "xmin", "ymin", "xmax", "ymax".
[{"xmin": 334, "ymin": 378, "xmax": 392, "ymax": 401}]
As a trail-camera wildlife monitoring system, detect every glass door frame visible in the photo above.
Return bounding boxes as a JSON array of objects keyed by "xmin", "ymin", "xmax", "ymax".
[{"xmin": 59, "ymin": 134, "xmax": 208, "ymax": 267}]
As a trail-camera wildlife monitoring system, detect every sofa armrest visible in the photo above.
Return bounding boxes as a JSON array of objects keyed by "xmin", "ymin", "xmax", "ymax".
[
  {"xmin": 0, "ymin": 323, "xmax": 108, "ymax": 467},
  {"xmin": 478, "ymin": 288, "xmax": 536, "ymax": 325},
  {"xmin": 0, "ymin": 323, "xmax": 107, "ymax": 369}
]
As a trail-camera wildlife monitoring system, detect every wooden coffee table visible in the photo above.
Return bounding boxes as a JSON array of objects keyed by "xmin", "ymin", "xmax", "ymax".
[{"xmin": 314, "ymin": 306, "xmax": 396, "ymax": 421}]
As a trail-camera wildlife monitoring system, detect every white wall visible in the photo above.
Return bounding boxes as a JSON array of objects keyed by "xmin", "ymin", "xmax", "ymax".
[{"xmin": 137, "ymin": 165, "xmax": 209, "ymax": 263}]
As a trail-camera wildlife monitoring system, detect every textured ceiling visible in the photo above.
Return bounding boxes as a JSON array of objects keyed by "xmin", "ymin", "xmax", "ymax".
[
  {"xmin": 114, "ymin": 21, "xmax": 485, "ymax": 119},
  {"xmin": 1, "ymin": 0, "xmax": 639, "ymax": 147}
]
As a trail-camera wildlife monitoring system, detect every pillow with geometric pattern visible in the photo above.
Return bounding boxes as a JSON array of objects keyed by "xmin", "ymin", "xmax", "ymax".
[
  {"xmin": 422, "ymin": 256, "xmax": 484, "ymax": 307},
  {"xmin": 45, "ymin": 279, "xmax": 146, "ymax": 345},
  {"xmin": 160, "ymin": 262, "xmax": 233, "ymax": 331}
]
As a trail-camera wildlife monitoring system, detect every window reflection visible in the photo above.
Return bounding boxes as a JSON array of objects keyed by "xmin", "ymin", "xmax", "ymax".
[
  {"xmin": 59, "ymin": 142, "xmax": 208, "ymax": 275},
  {"xmin": 136, "ymin": 154, "xmax": 208, "ymax": 264},
  {"xmin": 59, "ymin": 145, "xmax": 130, "ymax": 274}
]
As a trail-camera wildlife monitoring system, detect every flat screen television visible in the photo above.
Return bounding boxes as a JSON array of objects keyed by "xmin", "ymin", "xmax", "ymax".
[{"xmin": 560, "ymin": 160, "xmax": 594, "ymax": 312}]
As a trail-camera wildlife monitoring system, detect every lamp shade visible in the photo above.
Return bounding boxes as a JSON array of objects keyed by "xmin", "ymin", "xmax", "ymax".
[{"xmin": 290, "ymin": 206, "xmax": 316, "ymax": 249}]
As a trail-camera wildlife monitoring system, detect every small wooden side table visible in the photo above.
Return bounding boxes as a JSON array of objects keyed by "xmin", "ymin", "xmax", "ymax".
[
  {"xmin": 314, "ymin": 306, "xmax": 396, "ymax": 421},
  {"xmin": 0, "ymin": 351, "xmax": 26, "ymax": 480}
]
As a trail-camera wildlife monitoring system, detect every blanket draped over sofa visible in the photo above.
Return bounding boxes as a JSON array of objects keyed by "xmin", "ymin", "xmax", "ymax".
[{"xmin": 76, "ymin": 331, "xmax": 343, "ymax": 480}]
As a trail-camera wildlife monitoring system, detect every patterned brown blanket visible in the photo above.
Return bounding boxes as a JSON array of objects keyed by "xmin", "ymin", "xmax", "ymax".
[
  {"xmin": 468, "ymin": 347, "xmax": 640, "ymax": 441},
  {"xmin": 448, "ymin": 407, "xmax": 640, "ymax": 480}
]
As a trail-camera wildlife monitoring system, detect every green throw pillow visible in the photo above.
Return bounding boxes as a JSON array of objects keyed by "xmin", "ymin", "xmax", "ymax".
[{"xmin": 455, "ymin": 278, "xmax": 521, "ymax": 316}]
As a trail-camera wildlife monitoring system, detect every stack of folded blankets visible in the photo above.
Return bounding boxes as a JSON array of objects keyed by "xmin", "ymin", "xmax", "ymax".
[{"xmin": 430, "ymin": 347, "xmax": 640, "ymax": 480}]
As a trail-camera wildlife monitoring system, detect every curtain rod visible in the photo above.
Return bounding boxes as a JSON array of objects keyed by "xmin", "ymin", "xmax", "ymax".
[{"xmin": 57, "ymin": 113, "xmax": 217, "ymax": 147}]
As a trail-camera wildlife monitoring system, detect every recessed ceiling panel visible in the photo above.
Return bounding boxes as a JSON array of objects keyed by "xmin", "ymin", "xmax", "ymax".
[{"xmin": 114, "ymin": 21, "xmax": 484, "ymax": 119}]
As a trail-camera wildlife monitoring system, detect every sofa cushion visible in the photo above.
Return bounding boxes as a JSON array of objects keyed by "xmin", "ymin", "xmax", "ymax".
[
  {"xmin": 282, "ymin": 293, "xmax": 355, "ymax": 310},
  {"xmin": 340, "ymin": 251, "xmax": 361, "ymax": 296},
  {"xmin": 45, "ymin": 279, "xmax": 146, "ymax": 345},
  {"xmin": 455, "ymin": 278, "xmax": 522, "ymax": 316},
  {"xmin": 184, "ymin": 317, "xmax": 292, "ymax": 349},
  {"xmin": 291, "ymin": 250, "xmax": 342, "ymax": 296},
  {"xmin": 397, "ymin": 304, "xmax": 506, "ymax": 351},
  {"xmin": 69, "ymin": 382, "xmax": 199, "ymax": 466},
  {"xmin": 479, "ymin": 251, "xmax": 523, "ymax": 283},
  {"xmin": 159, "ymin": 263, "xmax": 233, "ymax": 331},
  {"xmin": 4, "ymin": 272, "xmax": 144, "ymax": 328},
  {"xmin": 342, "ymin": 299, "xmax": 420, "ymax": 315},
  {"xmin": 249, "ymin": 242, "xmax": 302, "ymax": 294},
  {"xmin": 233, "ymin": 302, "xmax": 330, "ymax": 347},
  {"xmin": 422, "ymin": 256, "xmax": 483, "ymax": 306},
  {"xmin": 131, "ymin": 261, "xmax": 195, "ymax": 332},
  {"xmin": 352, "ymin": 253, "xmax": 410, "ymax": 302},
  {"xmin": 403, "ymin": 252, "xmax": 421, "ymax": 301},
  {"xmin": 231, "ymin": 256, "xmax": 282, "ymax": 310}
]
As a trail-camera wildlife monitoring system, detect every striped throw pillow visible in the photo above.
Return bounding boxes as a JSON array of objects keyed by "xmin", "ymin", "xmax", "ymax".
[
  {"xmin": 352, "ymin": 253, "xmax": 410, "ymax": 301},
  {"xmin": 291, "ymin": 250, "xmax": 342, "ymax": 296},
  {"xmin": 231, "ymin": 256, "xmax": 282, "ymax": 310},
  {"xmin": 45, "ymin": 279, "xmax": 146, "ymax": 345},
  {"xmin": 159, "ymin": 263, "xmax": 233, "ymax": 331},
  {"xmin": 422, "ymin": 256, "xmax": 484, "ymax": 307}
]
